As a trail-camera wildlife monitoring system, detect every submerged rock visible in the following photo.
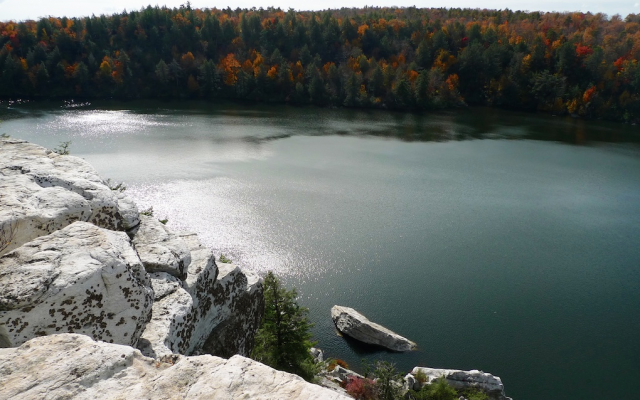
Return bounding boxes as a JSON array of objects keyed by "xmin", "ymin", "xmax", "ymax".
[
  {"xmin": 331, "ymin": 305, "xmax": 416, "ymax": 352},
  {"xmin": 0, "ymin": 139, "xmax": 139, "ymax": 257},
  {"xmin": 0, "ymin": 333, "xmax": 351, "ymax": 400},
  {"xmin": 0, "ymin": 222, "xmax": 153, "ymax": 348}
]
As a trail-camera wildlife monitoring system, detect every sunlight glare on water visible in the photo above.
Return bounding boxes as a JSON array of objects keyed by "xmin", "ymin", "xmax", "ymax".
[
  {"xmin": 36, "ymin": 109, "xmax": 181, "ymax": 138},
  {"xmin": 126, "ymin": 178, "xmax": 320, "ymax": 279}
]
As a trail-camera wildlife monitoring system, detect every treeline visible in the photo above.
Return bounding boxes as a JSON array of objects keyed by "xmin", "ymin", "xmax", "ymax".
[{"xmin": 1, "ymin": 5, "xmax": 639, "ymax": 121}]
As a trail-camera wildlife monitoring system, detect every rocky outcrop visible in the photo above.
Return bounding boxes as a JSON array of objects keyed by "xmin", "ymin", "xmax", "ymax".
[
  {"xmin": 0, "ymin": 139, "xmax": 263, "ymax": 360},
  {"xmin": 0, "ymin": 139, "xmax": 139, "ymax": 256},
  {"xmin": 0, "ymin": 222, "xmax": 153, "ymax": 348},
  {"xmin": 407, "ymin": 367, "xmax": 510, "ymax": 400},
  {"xmin": 201, "ymin": 263, "xmax": 264, "ymax": 358},
  {"xmin": 135, "ymin": 227, "xmax": 263, "ymax": 359},
  {"xmin": 331, "ymin": 305, "xmax": 416, "ymax": 352},
  {"xmin": 0, "ymin": 333, "xmax": 351, "ymax": 400}
]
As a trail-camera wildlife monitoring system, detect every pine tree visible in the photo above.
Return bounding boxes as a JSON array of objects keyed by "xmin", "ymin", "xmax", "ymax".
[{"xmin": 251, "ymin": 272, "xmax": 317, "ymax": 381}]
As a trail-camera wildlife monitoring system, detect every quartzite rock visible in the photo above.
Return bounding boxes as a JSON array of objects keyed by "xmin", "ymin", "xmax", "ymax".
[
  {"xmin": 0, "ymin": 333, "xmax": 351, "ymax": 400},
  {"xmin": 178, "ymin": 233, "xmax": 263, "ymax": 357},
  {"xmin": 0, "ymin": 222, "xmax": 153, "ymax": 348},
  {"xmin": 137, "ymin": 231, "xmax": 263, "ymax": 358},
  {"xmin": 0, "ymin": 139, "xmax": 139, "ymax": 256},
  {"xmin": 132, "ymin": 215, "xmax": 191, "ymax": 279},
  {"xmin": 201, "ymin": 263, "xmax": 264, "ymax": 358},
  {"xmin": 149, "ymin": 272, "xmax": 182, "ymax": 300},
  {"xmin": 331, "ymin": 305, "xmax": 416, "ymax": 352},
  {"xmin": 409, "ymin": 367, "xmax": 511, "ymax": 400},
  {"xmin": 137, "ymin": 287, "xmax": 194, "ymax": 358}
]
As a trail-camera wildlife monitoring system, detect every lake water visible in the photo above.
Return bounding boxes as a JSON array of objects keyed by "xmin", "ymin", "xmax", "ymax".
[{"xmin": 2, "ymin": 101, "xmax": 639, "ymax": 400}]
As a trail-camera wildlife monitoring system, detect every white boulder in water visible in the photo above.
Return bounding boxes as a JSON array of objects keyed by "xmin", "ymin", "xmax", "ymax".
[{"xmin": 331, "ymin": 305, "xmax": 416, "ymax": 352}]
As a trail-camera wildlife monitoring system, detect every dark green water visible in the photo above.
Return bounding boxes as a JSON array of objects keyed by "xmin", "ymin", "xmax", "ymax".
[{"xmin": 2, "ymin": 101, "xmax": 639, "ymax": 400}]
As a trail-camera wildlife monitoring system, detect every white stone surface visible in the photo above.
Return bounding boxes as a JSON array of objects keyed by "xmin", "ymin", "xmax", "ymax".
[
  {"xmin": 149, "ymin": 271, "xmax": 182, "ymax": 300},
  {"xmin": 310, "ymin": 347, "xmax": 324, "ymax": 363},
  {"xmin": 0, "ymin": 334, "xmax": 351, "ymax": 400},
  {"xmin": 410, "ymin": 366, "xmax": 509, "ymax": 399},
  {"xmin": 0, "ymin": 139, "xmax": 139, "ymax": 256},
  {"xmin": 132, "ymin": 216, "xmax": 191, "ymax": 279},
  {"xmin": 137, "ymin": 232, "xmax": 263, "ymax": 358},
  {"xmin": 200, "ymin": 263, "xmax": 264, "ymax": 357},
  {"xmin": 1, "ymin": 139, "xmax": 263, "ymax": 364},
  {"xmin": 0, "ymin": 222, "xmax": 153, "ymax": 348},
  {"xmin": 137, "ymin": 287, "xmax": 194, "ymax": 358},
  {"xmin": 331, "ymin": 305, "xmax": 417, "ymax": 352}
]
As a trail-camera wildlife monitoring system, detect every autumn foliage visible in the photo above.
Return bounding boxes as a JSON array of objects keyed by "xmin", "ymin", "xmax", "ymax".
[{"xmin": 0, "ymin": 6, "xmax": 639, "ymax": 122}]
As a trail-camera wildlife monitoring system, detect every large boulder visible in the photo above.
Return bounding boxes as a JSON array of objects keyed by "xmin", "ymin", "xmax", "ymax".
[
  {"xmin": 0, "ymin": 333, "xmax": 351, "ymax": 400},
  {"xmin": 0, "ymin": 222, "xmax": 153, "ymax": 348},
  {"xmin": 410, "ymin": 367, "xmax": 510, "ymax": 400},
  {"xmin": 0, "ymin": 139, "xmax": 139, "ymax": 256},
  {"xmin": 331, "ymin": 305, "xmax": 416, "ymax": 352}
]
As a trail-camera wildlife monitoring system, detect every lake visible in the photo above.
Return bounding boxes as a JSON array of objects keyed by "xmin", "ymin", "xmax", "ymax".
[{"xmin": 1, "ymin": 101, "xmax": 639, "ymax": 400}]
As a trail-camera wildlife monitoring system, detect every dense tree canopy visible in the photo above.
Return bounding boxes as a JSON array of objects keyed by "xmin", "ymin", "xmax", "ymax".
[{"xmin": 1, "ymin": 6, "xmax": 639, "ymax": 122}]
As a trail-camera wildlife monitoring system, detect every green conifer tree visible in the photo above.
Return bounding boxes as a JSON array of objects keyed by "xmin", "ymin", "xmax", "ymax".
[{"xmin": 251, "ymin": 271, "xmax": 317, "ymax": 381}]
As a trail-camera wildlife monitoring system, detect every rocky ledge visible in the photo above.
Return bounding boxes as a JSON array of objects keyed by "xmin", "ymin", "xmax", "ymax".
[
  {"xmin": 0, "ymin": 334, "xmax": 350, "ymax": 400},
  {"xmin": 0, "ymin": 138, "xmax": 139, "ymax": 257},
  {"xmin": 331, "ymin": 305, "xmax": 417, "ymax": 352}
]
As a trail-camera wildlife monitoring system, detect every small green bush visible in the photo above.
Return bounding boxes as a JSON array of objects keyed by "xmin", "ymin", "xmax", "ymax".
[
  {"xmin": 371, "ymin": 361, "xmax": 403, "ymax": 400},
  {"xmin": 219, "ymin": 254, "xmax": 232, "ymax": 263},
  {"xmin": 105, "ymin": 178, "xmax": 127, "ymax": 192},
  {"xmin": 407, "ymin": 377, "xmax": 458, "ymax": 400},
  {"xmin": 251, "ymin": 271, "xmax": 317, "ymax": 381},
  {"xmin": 427, "ymin": 377, "xmax": 458, "ymax": 400},
  {"xmin": 463, "ymin": 388, "xmax": 490, "ymax": 400},
  {"xmin": 53, "ymin": 141, "xmax": 72, "ymax": 155},
  {"xmin": 415, "ymin": 369, "xmax": 428, "ymax": 384}
]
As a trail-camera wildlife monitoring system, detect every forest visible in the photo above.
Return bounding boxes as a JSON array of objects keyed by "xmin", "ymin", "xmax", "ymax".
[{"xmin": 0, "ymin": 5, "xmax": 639, "ymax": 122}]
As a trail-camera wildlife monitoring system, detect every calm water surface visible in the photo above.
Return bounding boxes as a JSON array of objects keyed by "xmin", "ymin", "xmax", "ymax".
[{"xmin": 2, "ymin": 101, "xmax": 639, "ymax": 400}]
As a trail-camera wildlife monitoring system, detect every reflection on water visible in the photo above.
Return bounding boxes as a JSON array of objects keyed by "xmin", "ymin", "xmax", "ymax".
[
  {"xmin": 36, "ymin": 109, "xmax": 182, "ymax": 138},
  {"xmin": 125, "ymin": 178, "xmax": 304, "ymax": 278},
  {"xmin": 1, "ymin": 100, "xmax": 638, "ymax": 148}
]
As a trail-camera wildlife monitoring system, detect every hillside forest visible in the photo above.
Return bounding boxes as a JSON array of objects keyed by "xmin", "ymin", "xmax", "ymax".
[{"xmin": 1, "ymin": 5, "xmax": 639, "ymax": 122}]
